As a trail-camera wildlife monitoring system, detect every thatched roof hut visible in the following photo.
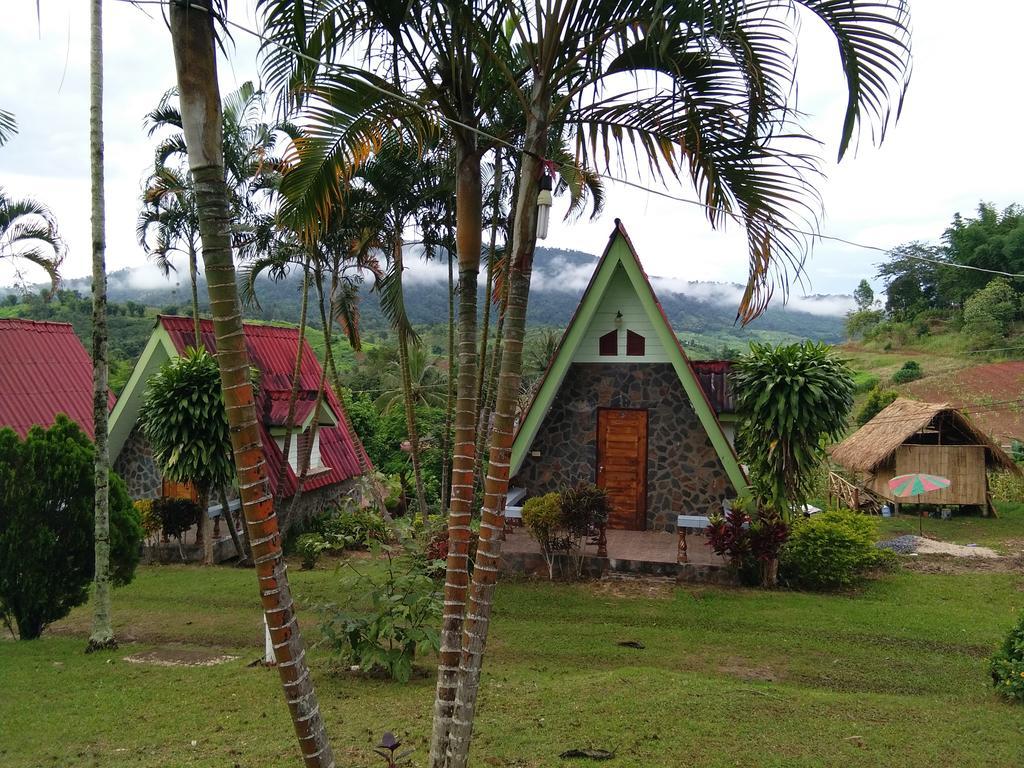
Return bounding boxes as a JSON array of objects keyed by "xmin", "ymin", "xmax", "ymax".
[{"xmin": 831, "ymin": 398, "xmax": 1020, "ymax": 506}]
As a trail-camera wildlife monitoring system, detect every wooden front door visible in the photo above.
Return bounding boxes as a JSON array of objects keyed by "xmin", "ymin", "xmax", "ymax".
[{"xmin": 596, "ymin": 409, "xmax": 648, "ymax": 530}]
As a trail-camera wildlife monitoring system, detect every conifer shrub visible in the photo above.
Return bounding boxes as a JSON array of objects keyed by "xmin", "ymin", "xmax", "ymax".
[
  {"xmin": 990, "ymin": 611, "xmax": 1024, "ymax": 703},
  {"xmin": 0, "ymin": 417, "xmax": 141, "ymax": 640}
]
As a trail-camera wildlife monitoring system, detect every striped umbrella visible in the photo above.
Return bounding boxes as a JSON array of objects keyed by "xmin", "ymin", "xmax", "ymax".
[
  {"xmin": 888, "ymin": 473, "xmax": 951, "ymax": 497},
  {"xmin": 887, "ymin": 473, "xmax": 951, "ymax": 534}
]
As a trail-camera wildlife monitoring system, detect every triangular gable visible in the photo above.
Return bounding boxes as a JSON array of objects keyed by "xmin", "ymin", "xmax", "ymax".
[
  {"xmin": 511, "ymin": 220, "xmax": 748, "ymax": 494},
  {"xmin": 108, "ymin": 320, "xmax": 179, "ymax": 459}
]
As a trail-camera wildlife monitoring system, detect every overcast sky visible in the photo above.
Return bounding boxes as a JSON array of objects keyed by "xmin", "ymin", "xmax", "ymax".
[{"xmin": 2, "ymin": 1, "xmax": 1021, "ymax": 312}]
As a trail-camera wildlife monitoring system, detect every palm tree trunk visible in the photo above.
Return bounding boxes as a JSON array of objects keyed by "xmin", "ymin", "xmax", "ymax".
[
  {"xmin": 392, "ymin": 240, "xmax": 430, "ymax": 521},
  {"xmin": 447, "ymin": 107, "xmax": 549, "ymax": 768},
  {"xmin": 189, "ymin": 241, "xmax": 201, "ymax": 346},
  {"xmin": 439, "ymin": 244, "xmax": 455, "ymax": 512},
  {"xmin": 87, "ymin": 0, "xmax": 114, "ymax": 653},
  {"xmin": 317, "ymin": 268, "xmax": 391, "ymax": 520},
  {"xmin": 168, "ymin": 6, "xmax": 334, "ymax": 766},
  {"xmin": 275, "ymin": 257, "xmax": 310, "ymax": 511},
  {"xmin": 429, "ymin": 139, "xmax": 481, "ymax": 768},
  {"xmin": 471, "ymin": 149, "xmax": 503, "ymax": 497}
]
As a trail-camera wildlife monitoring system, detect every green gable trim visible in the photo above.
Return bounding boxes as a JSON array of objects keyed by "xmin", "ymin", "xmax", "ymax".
[
  {"xmin": 108, "ymin": 323, "xmax": 178, "ymax": 460},
  {"xmin": 511, "ymin": 224, "xmax": 748, "ymax": 496}
]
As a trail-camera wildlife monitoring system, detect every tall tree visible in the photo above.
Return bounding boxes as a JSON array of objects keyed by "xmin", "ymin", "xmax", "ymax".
[
  {"xmin": 853, "ymin": 279, "xmax": 874, "ymax": 311},
  {"xmin": 167, "ymin": 3, "xmax": 334, "ymax": 765},
  {"xmin": 86, "ymin": 0, "xmax": 114, "ymax": 653}
]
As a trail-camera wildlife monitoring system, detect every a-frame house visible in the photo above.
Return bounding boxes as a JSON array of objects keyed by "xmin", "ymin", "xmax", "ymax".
[{"xmin": 511, "ymin": 221, "xmax": 747, "ymax": 533}]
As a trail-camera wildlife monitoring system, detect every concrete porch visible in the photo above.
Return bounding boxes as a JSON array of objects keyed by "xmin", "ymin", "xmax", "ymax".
[{"xmin": 499, "ymin": 527, "xmax": 735, "ymax": 584}]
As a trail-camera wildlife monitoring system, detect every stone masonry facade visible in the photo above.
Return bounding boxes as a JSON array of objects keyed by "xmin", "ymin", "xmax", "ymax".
[
  {"xmin": 115, "ymin": 425, "xmax": 162, "ymax": 500},
  {"xmin": 514, "ymin": 363, "xmax": 736, "ymax": 532}
]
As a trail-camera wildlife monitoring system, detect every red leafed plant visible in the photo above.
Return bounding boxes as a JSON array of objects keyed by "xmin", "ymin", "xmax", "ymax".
[{"xmin": 706, "ymin": 499, "xmax": 789, "ymax": 587}]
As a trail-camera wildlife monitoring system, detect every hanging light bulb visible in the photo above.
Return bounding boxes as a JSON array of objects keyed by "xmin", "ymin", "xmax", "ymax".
[{"xmin": 536, "ymin": 171, "xmax": 553, "ymax": 240}]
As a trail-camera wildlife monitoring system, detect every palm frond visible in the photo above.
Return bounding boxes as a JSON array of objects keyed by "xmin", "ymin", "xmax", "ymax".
[{"xmin": 0, "ymin": 108, "xmax": 16, "ymax": 147}]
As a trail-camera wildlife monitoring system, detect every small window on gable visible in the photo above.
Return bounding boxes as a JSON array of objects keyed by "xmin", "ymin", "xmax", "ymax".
[
  {"xmin": 626, "ymin": 330, "xmax": 645, "ymax": 356},
  {"xmin": 599, "ymin": 329, "xmax": 618, "ymax": 356}
]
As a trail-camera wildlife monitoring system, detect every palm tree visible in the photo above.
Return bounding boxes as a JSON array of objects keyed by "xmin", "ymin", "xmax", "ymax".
[
  {"xmin": 137, "ymin": 165, "xmax": 202, "ymax": 344},
  {"xmin": 86, "ymin": 0, "xmax": 114, "ymax": 653},
  {"xmin": 374, "ymin": 346, "xmax": 448, "ymax": 413},
  {"xmin": 167, "ymin": 4, "xmax": 334, "ymax": 765},
  {"xmin": 0, "ymin": 108, "xmax": 16, "ymax": 147},
  {"xmin": 0, "ymin": 188, "xmax": 63, "ymax": 294}
]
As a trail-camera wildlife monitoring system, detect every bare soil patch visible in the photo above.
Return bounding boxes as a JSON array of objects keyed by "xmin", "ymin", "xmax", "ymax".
[
  {"xmin": 903, "ymin": 553, "xmax": 1023, "ymax": 575},
  {"xmin": 123, "ymin": 646, "xmax": 238, "ymax": 667},
  {"xmin": 588, "ymin": 574, "xmax": 676, "ymax": 599},
  {"xmin": 716, "ymin": 656, "xmax": 783, "ymax": 683}
]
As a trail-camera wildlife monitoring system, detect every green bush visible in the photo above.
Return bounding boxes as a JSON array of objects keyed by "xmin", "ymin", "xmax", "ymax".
[
  {"xmin": 851, "ymin": 371, "xmax": 880, "ymax": 394},
  {"xmin": 855, "ymin": 387, "xmax": 899, "ymax": 426},
  {"xmin": 780, "ymin": 510, "xmax": 883, "ymax": 591},
  {"xmin": 891, "ymin": 360, "xmax": 922, "ymax": 384},
  {"xmin": 296, "ymin": 533, "xmax": 331, "ymax": 570},
  {"xmin": 322, "ymin": 508, "xmax": 389, "ymax": 549},
  {"xmin": 522, "ymin": 492, "xmax": 568, "ymax": 579},
  {"xmin": 0, "ymin": 417, "xmax": 142, "ymax": 639},
  {"xmin": 152, "ymin": 497, "xmax": 202, "ymax": 543},
  {"xmin": 318, "ymin": 543, "xmax": 441, "ymax": 682},
  {"xmin": 990, "ymin": 611, "xmax": 1024, "ymax": 703}
]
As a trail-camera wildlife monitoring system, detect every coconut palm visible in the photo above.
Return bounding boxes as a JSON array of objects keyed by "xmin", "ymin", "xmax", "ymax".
[
  {"xmin": 167, "ymin": 4, "xmax": 334, "ymax": 765},
  {"xmin": 0, "ymin": 188, "xmax": 63, "ymax": 294}
]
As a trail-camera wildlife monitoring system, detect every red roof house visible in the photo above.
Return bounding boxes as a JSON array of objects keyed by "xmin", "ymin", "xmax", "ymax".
[
  {"xmin": 0, "ymin": 319, "xmax": 111, "ymax": 439},
  {"xmin": 109, "ymin": 316, "xmax": 370, "ymax": 514}
]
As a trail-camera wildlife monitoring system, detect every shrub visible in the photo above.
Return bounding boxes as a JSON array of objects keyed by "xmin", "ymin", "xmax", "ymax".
[
  {"xmin": 134, "ymin": 499, "xmax": 161, "ymax": 542},
  {"xmin": 322, "ymin": 508, "xmax": 389, "ymax": 549},
  {"xmin": 0, "ymin": 417, "xmax": 142, "ymax": 640},
  {"xmin": 855, "ymin": 387, "xmax": 899, "ymax": 426},
  {"xmin": 296, "ymin": 533, "xmax": 331, "ymax": 570},
  {"xmin": 780, "ymin": 510, "xmax": 883, "ymax": 591},
  {"xmin": 851, "ymin": 371, "xmax": 880, "ymax": 394},
  {"xmin": 989, "ymin": 470, "xmax": 1024, "ymax": 503},
  {"xmin": 522, "ymin": 492, "xmax": 568, "ymax": 579},
  {"xmin": 152, "ymin": 497, "xmax": 202, "ymax": 544},
  {"xmin": 891, "ymin": 360, "xmax": 922, "ymax": 384},
  {"xmin": 990, "ymin": 611, "xmax": 1024, "ymax": 703},
  {"xmin": 318, "ymin": 543, "xmax": 441, "ymax": 682},
  {"xmin": 706, "ymin": 499, "xmax": 789, "ymax": 587}
]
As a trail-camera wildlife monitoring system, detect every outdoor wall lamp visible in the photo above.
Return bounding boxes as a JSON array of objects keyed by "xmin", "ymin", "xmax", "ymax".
[
  {"xmin": 536, "ymin": 171, "xmax": 553, "ymax": 239},
  {"xmin": 614, "ymin": 310, "xmax": 623, "ymax": 328}
]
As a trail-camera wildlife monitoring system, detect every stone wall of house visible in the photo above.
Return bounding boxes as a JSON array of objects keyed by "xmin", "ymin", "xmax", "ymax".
[
  {"xmin": 114, "ymin": 425, "xmax": 161, "ymax": 500},
  {"xmin": 514, "ymin": 363, "xmax": 736, "ymax": 532},
  {"xmin": 280, "ymin": 478, "xmax": 356, "ymax": 536}
]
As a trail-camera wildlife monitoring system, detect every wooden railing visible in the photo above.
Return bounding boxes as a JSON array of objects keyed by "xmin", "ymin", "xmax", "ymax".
[{"xmin": 828, "ymin": 471, "xmax": 881, "ymax": 514}]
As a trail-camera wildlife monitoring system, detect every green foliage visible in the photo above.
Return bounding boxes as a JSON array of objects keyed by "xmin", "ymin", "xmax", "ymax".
[
  {"xmin": 134, "ymin": 499, "xmax": 161, "ymax": 541},
  {"xmin": 877, "ymin": 242, "xmax": 950, "ymax": 321},
  {"xmin": 851, "ymin": 371, "xmax": 880, "ymax": 394},
  {"xmin": 963, "ymin": 277, "xmax": 1019, "ymax": 350},
  {"xmin": 845, "ymin": 308, "xmax": 884, "ymax": 340},
  {"xmin": 317, "ymin": 543, "xmax": 441, "ymax": 682},
  {"xmin": 139, "ymin": 347, "xmax": 234, "ymax": 500},
  {"xmin": 706, "ymin": 499, "xmax": 790, "ymax": 587},
  {"xmin": 732, "ymin": 342, "xmax": 854, "ymax": 514},
  {"xmin": 321, "ymin": 507, "xmax": 389, "ymax": 549},
  {"xmin": 0, "ymin": 417, "xmax": 141, "ymax": 640},
  {"xmin": 559, "ymin": 482, "xmax": 610, "ymax": 540},
  {"xmin": 891, "ymin": 360, "xmax": 922, "ymax": 384},
  {"xmin": 296, "ymin": 533, "xmax": 331, "ymax": 570},
  {"xmin": 990, "ymin": 611, "xmax": 1024, "ymax": 703},
  {"xmin": 522, "ymin": 492, "xmax": 567, "ymax": 579},
  {"xmin": 780, "ymin": 510, "xmax": 884, "ymax": 591},
  {"xmin": 988, "ymin": 470, "xmax": 1024, "ymax": 504},
  {"xmin": 853, "ymin": 279, "xmax": 874, "ymax": 312},
  {"xmin": 856, "ymin": 387, "xmax": 899, "ymax": 427},
  {"xmin": 151, "ymin": 497, "xmax": 202, "ymax": 543},
  {"xmin": 944, "ymin": 203, "xmax": 1024, "ymax": 305}
]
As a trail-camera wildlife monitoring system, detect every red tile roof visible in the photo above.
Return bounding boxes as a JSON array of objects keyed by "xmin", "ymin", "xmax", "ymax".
[
  {"xmin": 159, "ymin": 316, "xmax": 369, "ymax": 496},
  {"xmin": 0, "ymin": 319, "xmax": 111, "ymax": 439}
]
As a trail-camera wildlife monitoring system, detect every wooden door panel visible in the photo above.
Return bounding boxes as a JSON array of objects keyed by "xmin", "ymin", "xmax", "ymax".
[{"xmin": 596, "ymin": 409, "xmax": 647, "ymax": 530}]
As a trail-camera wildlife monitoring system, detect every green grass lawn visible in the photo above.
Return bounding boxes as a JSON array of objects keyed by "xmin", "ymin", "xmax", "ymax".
[{"xmin": 3, "ymin": 555, "xmax": 1024, "ymax": 768}]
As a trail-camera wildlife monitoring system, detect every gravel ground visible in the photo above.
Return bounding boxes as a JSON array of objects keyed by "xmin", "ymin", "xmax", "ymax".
[{"xmin": 877, "ymin": 535, "xmax": 1000, "ymax": 558}]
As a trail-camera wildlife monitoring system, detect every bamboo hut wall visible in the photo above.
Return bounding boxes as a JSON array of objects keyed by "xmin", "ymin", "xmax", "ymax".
[{"xmin": 869, "ymin": 445, "xmax": 987, "ymax": 504}]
